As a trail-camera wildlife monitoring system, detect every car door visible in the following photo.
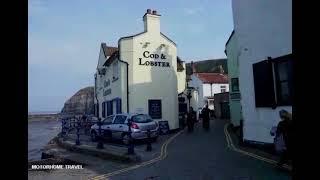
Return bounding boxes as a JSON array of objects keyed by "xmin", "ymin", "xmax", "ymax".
[
  {"xmin": 112, "ymin": 115, "xmax": 128, "ymax": 139},
  {"xmin": 101, "ymin": 115, "xmax": 114, "ymax": 136}
]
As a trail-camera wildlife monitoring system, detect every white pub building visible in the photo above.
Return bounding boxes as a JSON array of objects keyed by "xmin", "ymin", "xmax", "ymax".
[{"xmin": 94, "ymin": 9, "xmax": 186, "ymax": 130}]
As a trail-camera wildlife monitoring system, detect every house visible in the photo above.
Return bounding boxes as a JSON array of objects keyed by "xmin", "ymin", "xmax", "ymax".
[
  {"xmin": 225, "ymin": 30, "xmax": 242, "ymax": 127},
  {"xmin": 188, "ymin": 62, "xmax": 229, "ymax": 112},
  {"xmin": 94, "ymin": 9, "xmax": 186, "ymax": 130},
  {"xmin": 226, "ymin": 0, "xmax": 292, "ymax": 144}
]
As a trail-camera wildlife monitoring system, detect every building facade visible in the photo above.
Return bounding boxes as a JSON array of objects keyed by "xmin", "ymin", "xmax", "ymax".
[
  {"xmin": 229, "ymin": 0, "xmax": 292, "ymax": 144},
  {"xmin": 213, "ymin": 92, "xmax": 230, "ymax": 119},
  {"xmin": 94, "ymin": 9, "xmax": 186, "ymax": 130},
  {"xmin": 188, "ymin": 71, "xmax": 229, "ymax": 111},
  {"xmin": 225, "ymin": 31, "xmax": 242, "ymax": 127}
]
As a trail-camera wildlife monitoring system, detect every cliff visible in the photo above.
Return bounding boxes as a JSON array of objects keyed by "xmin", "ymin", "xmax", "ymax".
[
  {"xmin": 186, "ymin": 59, "xmax": 228, "ymax": 75},
  {"xmin": 61, "ymin": 86, "xmax": 94, "ymax": 115}
]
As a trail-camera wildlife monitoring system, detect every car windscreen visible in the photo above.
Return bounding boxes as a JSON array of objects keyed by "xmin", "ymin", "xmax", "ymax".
[{"xmin": 131, "ymin": 114, "xmax": 153, "ymax": 123}]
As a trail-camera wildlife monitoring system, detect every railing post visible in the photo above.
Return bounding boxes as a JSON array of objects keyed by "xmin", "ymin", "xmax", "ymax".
[
  {"xmin": 146, "ymin": 130, "xmax": 152, "ymax": 151},
  {"xmin": 96, "ymin": 118, "xmax": 104, "ymax": 149}
]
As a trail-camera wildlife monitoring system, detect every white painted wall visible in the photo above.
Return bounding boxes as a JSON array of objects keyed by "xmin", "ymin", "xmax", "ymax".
[
  {"xmin": 118, "ymin": 12, "xmax": 180, "ymax": 130},
  {"xmin": 232, "ymin": 0, "xmax": 292, "ymax": 143},
  {"xmin": 203, "ymin": 83, "xmax": 229, "ymax": 97},
  {"xmin": 189, "ymin": 74, "xmax": 229, "ymax": 110},
  {"xmin": 95, "ymin": 12, "xmax": 185, "ymax": 130}
]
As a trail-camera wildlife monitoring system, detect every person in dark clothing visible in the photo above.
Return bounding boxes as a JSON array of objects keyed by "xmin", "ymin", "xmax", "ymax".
[
  {"xmin": 276, "ymin": 110, "xmax": 292, "ymax": 167},
  {"xmin": 202, "ymin": 105, "xmax": 210, "ymax": 130},
  {"xmin": 187, "ymin": 107, "xmax": 195, "ymax": 132}
]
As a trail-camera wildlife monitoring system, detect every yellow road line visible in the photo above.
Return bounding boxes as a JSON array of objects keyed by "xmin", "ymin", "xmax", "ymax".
[
  {"xmin": 90, "ymin": 129, "xmax": 185, "ymax": 180},
  {"xmin": 224, "ymin": 123, "xmax": 292, "ymax": 171}
]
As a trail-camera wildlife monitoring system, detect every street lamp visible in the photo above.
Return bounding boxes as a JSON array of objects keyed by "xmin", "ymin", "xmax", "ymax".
[{"xmin": 186, "ymin": 88, "xmax": 192, "ymax": 111}]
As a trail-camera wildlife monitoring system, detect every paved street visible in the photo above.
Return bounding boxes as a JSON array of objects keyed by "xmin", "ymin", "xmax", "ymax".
[{"xmin": 106, "ymin": 119, "xmax": 291, "ymax": 180}]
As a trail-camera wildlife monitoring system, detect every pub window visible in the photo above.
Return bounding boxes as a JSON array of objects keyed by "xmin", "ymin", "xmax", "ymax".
[
  {"xmin": 102, "ymin": 102, "xmax": 106, "ymax": 118},
  {"xmin": 252, "ymin": 54, "xmax": 292, "ymax": 107},
  {"xmin": 274, "ymin": 57, "xmax": 293, "ymax": 106},
  {"xmin": 221, "ymin": 85, "xmax": 227, "ymax": 93},
  {"xmin": 231, "ymin": 78, "xmax": 239, "ymax": 92}
]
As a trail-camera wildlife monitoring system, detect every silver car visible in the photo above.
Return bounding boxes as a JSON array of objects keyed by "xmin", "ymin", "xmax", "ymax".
[{"xmin": 90, "ymin": 113, "xmax": 159, "ymax": 144}]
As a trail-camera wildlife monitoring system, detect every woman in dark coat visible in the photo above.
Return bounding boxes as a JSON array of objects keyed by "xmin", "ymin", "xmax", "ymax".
[
  {"xmin": 276, "ymin": 110, "xmax": 292, "ymax": 167},
  {"xmin": 187, "ymin": 107, "xmax": 195, "ymax": 132},
  {"xmin": 202, "ymin": 105, "xmax": 210, "ymax": 130}
]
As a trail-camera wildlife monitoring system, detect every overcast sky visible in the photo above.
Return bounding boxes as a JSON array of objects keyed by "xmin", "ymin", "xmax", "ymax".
[{"xmin": 28, "ymin": 0, "xmax": 233, "ymax": 112}]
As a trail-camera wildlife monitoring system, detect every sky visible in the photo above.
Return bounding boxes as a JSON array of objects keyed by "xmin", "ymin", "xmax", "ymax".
[{"xmin": 28, "ymin": 0, "xmax": 234, "ymax": 112}]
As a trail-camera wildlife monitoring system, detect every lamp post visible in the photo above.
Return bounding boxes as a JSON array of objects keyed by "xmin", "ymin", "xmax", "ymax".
[
  {"xmin": 96, "ymin": 117, "xmax": 104, "ymax": 149},
  {"xmin": 186, "ymin": 89, "xmax": 192, "ymax": 112}
]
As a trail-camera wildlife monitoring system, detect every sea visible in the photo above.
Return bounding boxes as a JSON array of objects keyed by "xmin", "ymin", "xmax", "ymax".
[{"xmin": 28, "ymin": 111, "xmax": 61, "ymax": 161}]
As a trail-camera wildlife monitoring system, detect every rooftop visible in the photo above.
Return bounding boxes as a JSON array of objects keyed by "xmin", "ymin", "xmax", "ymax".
[{"xmin": 195, "ymin": 73, "xmax": 229, "ymax": 84}]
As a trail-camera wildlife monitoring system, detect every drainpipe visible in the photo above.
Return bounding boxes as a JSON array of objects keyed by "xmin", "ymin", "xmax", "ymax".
[
  {"xmin": 118, "ymin": 35, "xmax": 130, "ymax": 113},
  {"xmin": 118, "ymin": 59, "xmax": 129, "ymax": 113},
  {"xmin": 94, "ymin": 74, "xmax": 99, "ymax": 117}
]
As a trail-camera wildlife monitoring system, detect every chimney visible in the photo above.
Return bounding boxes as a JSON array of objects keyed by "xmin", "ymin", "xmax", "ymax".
[
  {"xmin": 191, "ymin": 61, "xmax": 196, "ymax": 74},
  {"xmin": 218, "ymin": 65, "xmax": 224, "ymax": 74},
  {"xmin": 143, "ymin": 9, "xmax": 161, "ymax": 34}
]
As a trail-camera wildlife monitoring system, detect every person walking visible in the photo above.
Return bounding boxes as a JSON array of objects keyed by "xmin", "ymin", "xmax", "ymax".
[
  {"xmin": 187, "ymin": 107, "xmax": 195, "ymax": 132},
  {"xmin": 202, "ymin": 105, "xmax": 210, "ymax": 130},
  {"xmin": 271, "ymin": 110, "xmax": 292, "ymax": 167}
]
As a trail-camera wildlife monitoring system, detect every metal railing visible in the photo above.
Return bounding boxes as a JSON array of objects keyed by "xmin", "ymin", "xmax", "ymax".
[{"xmin": 59, "ymin": 114, "xmax": 156, "ymax": 154}]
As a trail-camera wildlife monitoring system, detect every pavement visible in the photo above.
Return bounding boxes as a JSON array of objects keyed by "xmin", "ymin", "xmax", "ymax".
[
  {"xmin": 29, "ymin": 119, "xmax": 292, "ymax": 180},
  {"xmin": 28, "ymin": 130, "xmax": 176, "ymax": 180}
]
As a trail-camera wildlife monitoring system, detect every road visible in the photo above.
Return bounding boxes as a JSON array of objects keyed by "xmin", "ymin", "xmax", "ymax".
[{"xmin": 105, "ymin": 119, "xmax": 291, "ymax": 180}]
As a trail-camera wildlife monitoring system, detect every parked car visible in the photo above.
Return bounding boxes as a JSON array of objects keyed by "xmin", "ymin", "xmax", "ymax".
[{"xmin": 90, "ymin": 113, "xmax": 159, "ymax": 144}]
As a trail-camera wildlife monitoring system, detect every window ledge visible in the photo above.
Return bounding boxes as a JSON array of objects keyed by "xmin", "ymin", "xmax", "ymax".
[{"xmin": 112, "ymin": 77, "xmax": 119, "ymax": 82}]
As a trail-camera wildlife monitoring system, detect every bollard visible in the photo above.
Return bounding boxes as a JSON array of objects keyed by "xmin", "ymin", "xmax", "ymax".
[
  {"xmin": 146, "ymin": 130, "xmax": 152, "ymax": 151},
  {"xmin": 96, "ymin": 118, "xmax": 104, "ymax": 149},
  {"xmin": 75, "ymin": 117, "xmax": 80, "ymax": 145},
  {"xmin": 127, "ymin": 121, "xmax": 135, "ymax": 155}
]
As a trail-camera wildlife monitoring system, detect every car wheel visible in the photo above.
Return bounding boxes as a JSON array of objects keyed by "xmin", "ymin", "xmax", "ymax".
[
  {"xmin": 122, "ymin": 133, "xmax": 130, "ymax": 145},
  {"xmin": 103, "ymin": 130, "xmax": 112, "ymax": 142},
  {"xmin": 91, "ymin": 131, "xmax": 97, "ymax": 142}
]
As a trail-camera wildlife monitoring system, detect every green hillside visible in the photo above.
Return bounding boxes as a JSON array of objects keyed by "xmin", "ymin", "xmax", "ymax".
[{"xmin": 186, "ymin": 59, "xmax": 228, "ymax": 75}]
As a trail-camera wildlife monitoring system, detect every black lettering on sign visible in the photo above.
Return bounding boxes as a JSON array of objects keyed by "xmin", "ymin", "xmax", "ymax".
[
  {"xmin": 143, "ymin": 51, "xmax": 150, "ymax": 58},
  {"xmin": 166, "ymin": 62, "xmax": 170, "ymax": 67},
  {"xmin": 161, "ymin": 54, "xmax": 166, "ymax": 59},
  {"xmin": 139, "ymin": 58, "xmax": 145, "ymax": 65},
  {"xmin": 162, "ymin": 62, "xmax": 166, "ymax": 67},
  {"xmin": 150, "ymin": 61, "xmax": 154, "ymax": 66},
  {"xmin": 145, "ymin": 61, "xmax": 150, "ymax": 66}
]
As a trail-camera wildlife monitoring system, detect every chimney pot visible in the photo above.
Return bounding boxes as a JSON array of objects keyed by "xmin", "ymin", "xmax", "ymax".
[
  {"xmin": 152, "ymin": 10, "xmax": 157, "ymax": 15},
  {"xmin": 147, "ymin": 9, "xmax": 151, "ymax": 14},
  {"xmin": 191, "ymin": 61, "xmax": 196, "ymax": 74}
]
